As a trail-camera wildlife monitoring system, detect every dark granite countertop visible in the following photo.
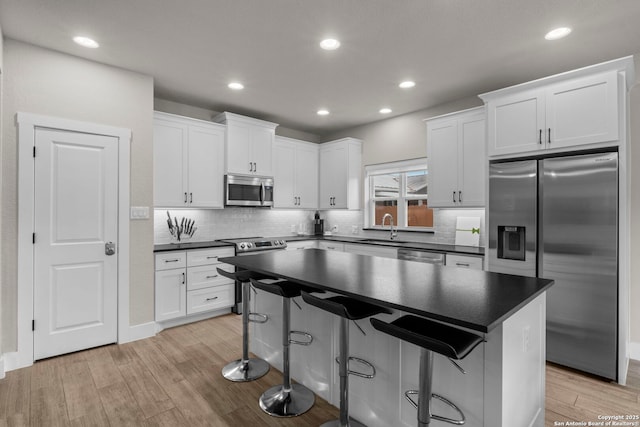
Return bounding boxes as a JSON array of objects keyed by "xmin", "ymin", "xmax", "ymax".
[
  {"xmin": 154, "ymin": 240, "xmax": 234, "ymax": 252},
  {"xmin": 219, "ymin": 249, "xmax": 552, "ymax": 333},
  {"xmin": 154, "ymin": 235, "xmax": 484, "ymax": 256}
]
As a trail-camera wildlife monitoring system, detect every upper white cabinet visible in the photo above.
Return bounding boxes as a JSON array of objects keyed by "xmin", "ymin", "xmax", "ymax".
[
  {"xmin": 153, "ymin": 112, "xmax": 225, "ymax": 208},
  {"xmin": 273, "ymin": 136, "xmax": 319, "ymax": 209},
  {"xmin": 319, "ymin": 138, "xmax": 362, "ymax": 210},
  {"xmin": 213, "ymin": 112, "xmax": 278, "ymax": 176},
  {"xmin": 426, "ymin": 107, "xmax": 485, "ymax": 208},
  {"xmin": 480, "ymin": 57, "xmax": 634, "ymax": 158}
]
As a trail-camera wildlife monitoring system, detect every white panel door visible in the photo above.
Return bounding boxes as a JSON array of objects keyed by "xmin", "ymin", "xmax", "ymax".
[
  {"xmin": 187, "ymin": 125, "xmax": 225, "ymax": 208},
  {"xmin": 34, "ymin": 128, "xmax": 119, "ymax": 360}
]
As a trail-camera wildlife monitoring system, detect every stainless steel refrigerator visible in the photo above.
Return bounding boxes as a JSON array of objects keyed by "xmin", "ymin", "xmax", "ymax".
[{"xmin": 488, "ymin": 152, "xmax": 618, "ymax": 380}]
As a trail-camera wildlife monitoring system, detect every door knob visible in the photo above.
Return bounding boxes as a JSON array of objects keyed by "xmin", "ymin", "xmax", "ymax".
[{"xmin": 105, "ymin": 242, "xmax": 116, "ymax": 256}]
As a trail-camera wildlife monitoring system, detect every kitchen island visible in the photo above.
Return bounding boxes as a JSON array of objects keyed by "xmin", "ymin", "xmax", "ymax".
[{"xmin": 220, "ymin": 249, "xmax": 553, "ymax": 427}]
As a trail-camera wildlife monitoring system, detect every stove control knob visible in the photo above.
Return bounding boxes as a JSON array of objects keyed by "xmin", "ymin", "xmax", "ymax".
[
  {"xmin": 247, "ymin": 242, "xmax": 253, "ymax": 249},
  {"xmin": 239, "ymin": 243, "xmax": 246, "ymax": 250},
  {"xmin": 279, "ymin": 240, "xmax": 285, "ymax": 245},
  {"xmin": 274, "ymin": 240, "xmax": 280, "ymax": 246}
]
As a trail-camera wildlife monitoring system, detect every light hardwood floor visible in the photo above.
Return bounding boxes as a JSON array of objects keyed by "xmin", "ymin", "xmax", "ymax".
[{"xmin": 1, "ymin": 314, "xmax": 638, "ymax": 426}]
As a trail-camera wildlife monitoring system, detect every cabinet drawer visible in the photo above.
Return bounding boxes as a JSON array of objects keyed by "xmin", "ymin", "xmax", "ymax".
[
  {"xmin": 155, "ymin": 251, "xmax": 187, "ymax": 271},
  {"xmin": 446, "ymin": 254, "xmax": 484, "ymax": 270},
  {"xmin": 187, "ymin": 263, "xmax": 235, "ymax": 291},
  {"xmin": 187, "ymin": 285, "xmax": 234, "ymax": 314},
  {"xmin": 187, "ymin": 247, "xmax": 235, "ymax": 267}
]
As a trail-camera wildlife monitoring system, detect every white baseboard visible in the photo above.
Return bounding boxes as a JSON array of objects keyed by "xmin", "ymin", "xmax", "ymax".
[
  {"xmin": 155, "ymin": 308, "xmax": 232, "ymax": 333},
  {"xmin": 123, "ymin": 321, "xmax": 156, "ymax": 344},
  {"xmin": 630, "ymin": 341, "xmax": 640, "ymax": 361}
]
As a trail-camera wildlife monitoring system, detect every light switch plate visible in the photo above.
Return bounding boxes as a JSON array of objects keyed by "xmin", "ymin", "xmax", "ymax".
[{"xmin": 130, "ymin": 206, "xmax": 149, "ymax": 219}]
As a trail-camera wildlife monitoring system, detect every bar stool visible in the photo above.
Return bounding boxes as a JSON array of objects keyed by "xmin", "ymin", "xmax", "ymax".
[
  {"xmin": 301, "ymin": 291, "xmax": 391, "ymax": 427},
  {"xmin": 250, "ymin": 278, "xmax": 320, "ymax": 417},
  {"xmin": 370, "ymin": 315, "xmax": 484, "ymax": 426},
  {"xmin": 217, "ymin": 267, "xmax": 272, "ymax": 382}
]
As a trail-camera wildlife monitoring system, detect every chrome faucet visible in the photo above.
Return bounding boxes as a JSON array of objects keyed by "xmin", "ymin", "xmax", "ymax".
[{"xmin": 381, "ymin": 213, "xmax": 398, "ymax": 240}]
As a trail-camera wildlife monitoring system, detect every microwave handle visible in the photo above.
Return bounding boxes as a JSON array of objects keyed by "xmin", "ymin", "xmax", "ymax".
[{"xmin": 260, "ymin": 182, "xmax": 265, "ymax": 205}]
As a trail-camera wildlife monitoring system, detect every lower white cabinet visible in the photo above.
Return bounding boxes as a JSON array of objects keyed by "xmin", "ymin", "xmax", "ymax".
[
  {"xmin": 445, "ymin": 253, "xmax": 484, "ymax": 270},
  {"xmin": 318, "ymin": 241, "xmax": 344, "ymax": 251},
  {"xmin": 155, "ymin": 246, "xmax": 235, "ymax": 322},
  {"xmin": 285, "ymin": 240, "xmax": 318, "ymax": 251},
  {"xmin": 343, "ymin": 243, "xmax": 397, "ymax": 259}
]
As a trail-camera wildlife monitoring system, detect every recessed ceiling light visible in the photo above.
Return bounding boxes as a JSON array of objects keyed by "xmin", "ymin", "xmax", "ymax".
[
  {"xmin": 320, "ymin": 38, "xmax": 341, "ymax": 50},
  {"xmin": 545, "ymin": 27, "xmax": 572, "ymax": 41},
  {"xmin": 73, "ymin": 36, "xmax": 99, "ymax": 48},
  {"xmin": 317, "ymin": 109, "xmax": 330, "ymax": 116},
  {"xmin": 399, "ymin": 81, "xmax": 416, "ymax": 89},
  {"xmin": 228, "ymin": 82, "xmax": 244, "ymax": 90},
  {"xmin": 379, "ymin": 108, "xmax": 392, "ymax": 114}
]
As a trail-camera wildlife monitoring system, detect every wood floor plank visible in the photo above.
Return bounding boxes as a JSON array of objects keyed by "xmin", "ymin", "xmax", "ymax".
[
  {"xmin": 143, "ymin": 407, "xmax": 189, "ymax": 427},
  {"xmin": 117, "ymin": 359, "xmax": 175, "ymax": 420},
  {"xmin": 0, "ymin": 369, "xmax": 31, "ymax": 425},
  {"xmin": 130, "ymin": 338, "xmax": 185, "ymax": 388},
  {"xmin": 60, "ymin": 364, "xmax": 108, "ymax": 424},
  {"xmin": 84, "ymin": 345, "xmax": 124, "ymax": 390},
  {"xmin": 97, "ymin": 381, "xmax": 145, "ymax": 426}
]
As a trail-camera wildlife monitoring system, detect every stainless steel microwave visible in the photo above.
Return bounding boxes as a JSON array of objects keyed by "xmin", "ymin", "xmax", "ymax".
[{"xmin": 225, "ymin": 175, "xmax": 274, "ymax": 207}]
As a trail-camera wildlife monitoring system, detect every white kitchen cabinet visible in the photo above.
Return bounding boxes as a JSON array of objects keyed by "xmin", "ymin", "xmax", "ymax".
[
  {"xmin": 153, "ymin": 112, "xmax": 225, "ymax": 208},
  {"xmin": 426, "ymin": 107, "xmax": 485, "ymax": 207},
  {"xmin": 482, "ymin": 69, "xmax": 621, "ymax": 158},
  {"xmin": 445, "ymin": 253, "xmax": 484, "ymax": 270},
  {"xmin": 285, "ymin": 240, "xmax": 318, "ymax": 250},
  {"xmin": 273, "ymin": 136, "xmax": 319, "ymax": 209},
  {"xmin": 213, "ymin": 112, "xmax": 278, "ymax": 176},
  {"xmin": 155, "ymin": 247, "xmax": 235, "ymax": 323},
  {"xmin": 318, "ymin": 241, "xmax": 344, "ymax": 251},
  {"xmin": 343, "ymin": 243, "xmax": 397, "ymax": 259},
  {"xmin": 319, "ymin": 138, "xmax": 362, "ymax": 210}
]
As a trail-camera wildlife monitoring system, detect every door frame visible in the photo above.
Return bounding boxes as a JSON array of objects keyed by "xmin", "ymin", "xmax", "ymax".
[{"xmin": 14, "ymin": 112, "xmax": 130, "ymax": 369}]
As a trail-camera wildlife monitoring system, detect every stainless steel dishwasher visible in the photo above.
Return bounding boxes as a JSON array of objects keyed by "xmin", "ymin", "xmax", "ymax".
[{"xmin": 397, "ymin": 248, "xmax": 445, "ymax": 264}]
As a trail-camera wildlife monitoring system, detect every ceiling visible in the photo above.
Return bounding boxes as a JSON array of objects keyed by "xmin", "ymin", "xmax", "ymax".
[{"xmin": 2, "ymin": 0, "xmax": 640, "ymax": 137}]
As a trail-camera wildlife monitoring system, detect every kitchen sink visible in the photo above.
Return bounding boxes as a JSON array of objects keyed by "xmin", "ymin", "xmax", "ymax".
[{"xmin": 357, "ymin": 238, "xmax": 408, "ymax": 247}]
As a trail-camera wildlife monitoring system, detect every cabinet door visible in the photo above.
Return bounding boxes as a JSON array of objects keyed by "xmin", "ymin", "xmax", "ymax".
[
  {"xmin": 427, "ymin": 119, "xmax": 459, "ymax": 207},
  {"xmin": 446, "ymin": 254, "xmax": 484, "ymax": 270},
  {"xmin": 273, "ymin": 139, "xmax": 296, "ymax": 208},
  {"xmin": 250, "ymin": 126, "xmax": 274, "ymax": 176},
  {"xmin": 187, "ymin": 125, "xmax": 225, "ymax": 208},
  {"xmin": 295, "ymin": 143, "xmax": 319, "ymax": 209},
  {"xmin": 319, "ymin": 145, "xmax": 347, "ymax": 209},
  {"xmin": 153, "ymin": 120, "xmax": 188, "ymax": 207},
  {"xmin": 155, "ymin": 268, "xmax": 186, "ymax": 321},
  {"xmin": 318, "ymin": 241, "xmax": 344, "ymax": 251},
  {"xmin": 487, "ymin": 89, "xmax": 545, "ymax": 157},
  {"xmin": 545, "ymin": 71, "xmax": 619, "ymax": 149},
  {"xmin": 226, "ymin": 121, "xmax": 252, "ymax": 174},
  {"xmin": 343, "ymin": 243, "xmax": 396, "ymax": 259},
  {"xmin": 459, "ymin": 115, "xmax": 486, "ymax": 207}
]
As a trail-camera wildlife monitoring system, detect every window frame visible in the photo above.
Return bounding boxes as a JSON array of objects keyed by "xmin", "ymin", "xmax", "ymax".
[{"xmin": 364, "ymin": 158, "xmax": 433, "ymax": 232}]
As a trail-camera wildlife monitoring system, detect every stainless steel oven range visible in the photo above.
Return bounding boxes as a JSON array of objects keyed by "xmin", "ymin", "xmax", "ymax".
[{"xmin": 217, "ymin": 237, "xmax": 287, "ymax": 313}]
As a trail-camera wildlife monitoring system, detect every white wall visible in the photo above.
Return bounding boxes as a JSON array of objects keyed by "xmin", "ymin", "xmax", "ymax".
[
  {"xmin": 1, "ymin": 40, "xmax": 155, "ymax": 352},
  {"xmin": 0, "ymin": 22, "xmax": 5, "ymax": 374}
]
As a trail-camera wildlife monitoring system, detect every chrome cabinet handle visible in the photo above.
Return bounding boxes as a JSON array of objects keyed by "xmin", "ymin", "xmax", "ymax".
[
  {"xmin": 205, "ymin": 296, "xmax": 219, "ymax": 301},
  {"xmin": 206, "ymin": 256, "xmax": 218, "ymax": 259},
  {"xmin": 539, "ymin": 129, "xmax": 542, "ymax": 144},
  {"xmin": 254, "ymin": 162, "xmax": 257, "ymax": 172},
  {"xmin": 205, "ymin": 275, "xmax": 219, "ymax": 279},
  {"xmin": 453, "ymin": 191, "xmax": 456, "ymax": 203},
  {"xmin": 184, "ymin": 192, "xmax": 188, "ymax": 203},
  {"xmin": 456, "ymin": 262, "xmax": 470, "ymax": 267},
  {"xmin": 249, "ymin": 162, "xmax": 252, "ymax": 172},
  {"xmin": 165, "ymin": 259, "xmax": 180, "ymax": 263},
  {"xmin": 190, "ymin": 192, "xmax": 193, "ymax": 203},
  {"xmin": 458, "ymin": 191, "xmax": 462, "ymax": 203},
  {"xmin": 548, "ymin": 128, "xmax": 551, "ymax": 144},
  {"xmin": 182, "ymin": 272, "xmax": 185, "ymax": 284}
]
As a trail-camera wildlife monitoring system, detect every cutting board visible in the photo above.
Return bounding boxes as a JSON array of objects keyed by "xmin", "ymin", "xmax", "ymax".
[{"xmin": 455, "ymin": 217, "xmax": 481, "ymax": 246}]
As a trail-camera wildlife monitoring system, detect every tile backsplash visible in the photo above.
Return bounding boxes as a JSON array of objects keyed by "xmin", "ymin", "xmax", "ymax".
[{"xmin": 154, "ymin": 208, "xmax": 485, "ymax": 247}]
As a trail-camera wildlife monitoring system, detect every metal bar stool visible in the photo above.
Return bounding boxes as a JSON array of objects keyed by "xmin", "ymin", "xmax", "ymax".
[
  {"xmin": 301, "ymin": 291, "xmax": 391, "ymax": 427},
  {"xmin": 250, "ymin": 278, "xmax": 321, "ymax": 417},
  {"xmin": 217, "ymin": 267, "xmax": 272, "ymax": 382},
  {"xmin": 370, "ymin": 315, "xmax": 484, "ymax": 426}
]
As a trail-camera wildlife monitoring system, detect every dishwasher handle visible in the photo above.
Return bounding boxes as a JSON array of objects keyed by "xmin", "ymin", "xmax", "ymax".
[{"xmin": 397, "ymin": 249, "xmax": 445, "ymax": 264}]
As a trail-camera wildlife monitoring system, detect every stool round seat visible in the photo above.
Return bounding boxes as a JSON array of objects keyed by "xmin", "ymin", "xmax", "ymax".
[
  {"xmin": 370, "ymin": 315, "xmax": 483, "ymax": 360},
  {"xmin": 251, "ymin": 280, "xmax": 320, "ymax": 299},
  {"xmin": 301, "ymin": 292, "xmax": 391, "ymax": 320},
  {"xmin": 216, "ymin": 267, "xmax": 274, "ymax": 283}
]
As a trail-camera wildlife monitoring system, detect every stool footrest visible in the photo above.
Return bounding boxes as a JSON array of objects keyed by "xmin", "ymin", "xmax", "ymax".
[
  {"xmin": 249, "ymin": 312, "xmax": 269, "ymax": 324},
  {"xmin": 335, "ymin": 356, "xmax": 376, "ymax": 378},
  {"xmin": 405, "ymin": 390, "xmax": 466, "ymax": 426},
  {"xmin": 289, "ymin": 330, "xmax": 313, "ymax": 346}
]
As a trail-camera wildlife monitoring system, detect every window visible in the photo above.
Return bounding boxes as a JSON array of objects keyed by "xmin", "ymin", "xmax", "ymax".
[{"xmin": 364, "ymin": 158, "xmax": 433, "ymax": 230}]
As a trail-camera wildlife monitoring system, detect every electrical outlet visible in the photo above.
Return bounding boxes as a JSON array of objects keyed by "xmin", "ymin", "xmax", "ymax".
[{"xmin": 522, "ymin": 326, "xmax": 530, "ymax": 353}]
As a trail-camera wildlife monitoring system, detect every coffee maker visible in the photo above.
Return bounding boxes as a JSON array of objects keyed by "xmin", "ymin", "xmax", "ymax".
[{"xmin": 313, "ymin": 211, "xmax": 324, "ymax": 235}]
